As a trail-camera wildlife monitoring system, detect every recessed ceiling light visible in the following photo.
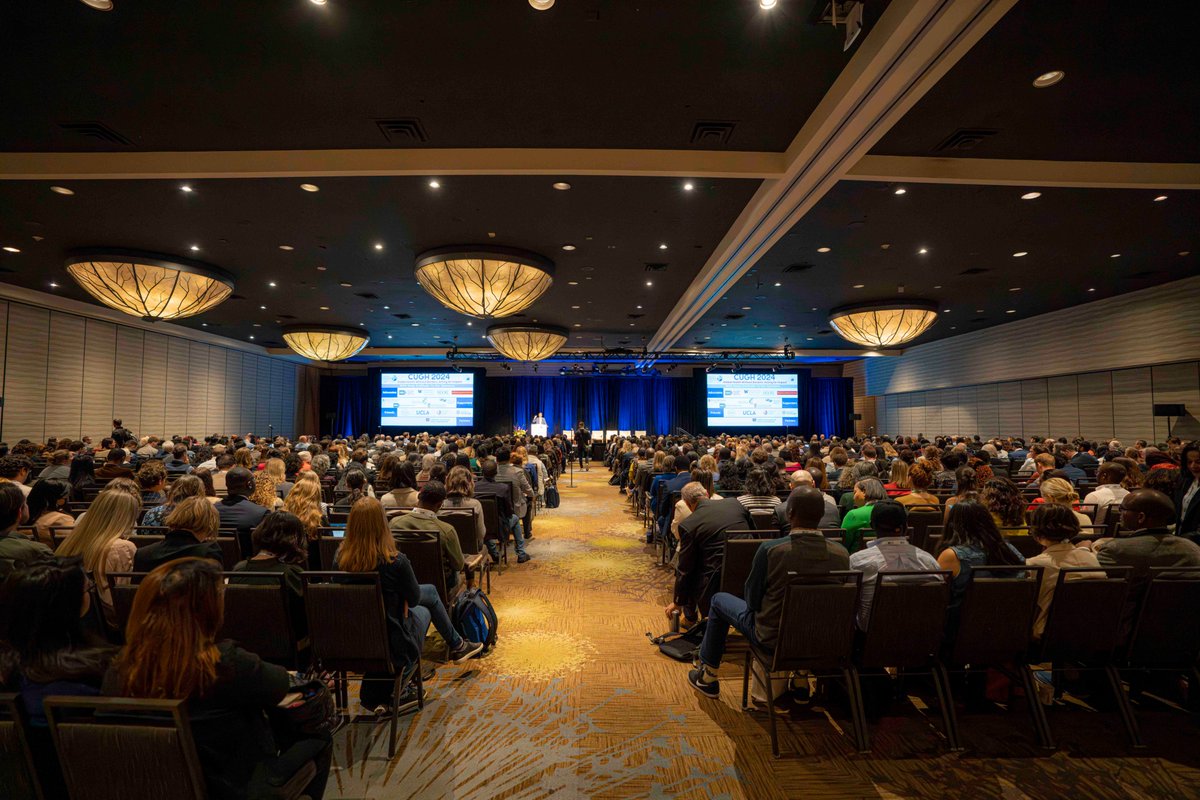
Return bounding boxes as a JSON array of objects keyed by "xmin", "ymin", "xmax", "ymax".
[
  {"xmin": 573, "ymin": 323, "xmax": 581, "ymax": 327},
  {"xmin": 741, "ymin": 306, "xmax": 752, "ymax": 310},
  {"xmin": 1021, "ymin": 191, "xmax": 1041, "ymax": 200},
  {"xmin": 571, "ymin": 305, "xmax": 580, "ymax": 309},
  {"xmin": 880, "ymin": 243, "xmax": 891, "ymax": 249},
  {"xmin": 2, "ymin": 247, "xmax": 20, "ymax": 253},
  {"xmin": 268, "ymin": 281, "xmax": 277, "ymax": 287},
  {"xmin": 658, "ymin": 243, "xmax": 668, "ymax": 250},
  {"xmin": 853, "ymin": 283, "xmax": 865, "ymax": 289},
  {"xmin": 1009, "ymin": 287, "xmax": 1021, "ymax": 291},
  {"xmin": 975, "ymin": 309, "xmax": 984, "ymax": 313},
  {"xmin": 201, "ymin": 322, "xmax": 207, "ymax": 327},
  {"xmin": 259, "ymin": 305, "xmax": 267, "ymax": 310},
  {"xmin": 180, "ymin": 184, "xmax": 193, "ymax": 193},
  {"xmin": 629, "ymin": 323, "xmax": 635, "ymax": 327},
  {"xmin": 466, "ymin": 322, "xmax": 473, "ymax": 327},
  {"xmin": 374, "ymin": 243, "xmax": 384, "ymax": 251},
  {"xmin": 636, "ymin": 305, "xmax": 642, "ymax": 309},
  {"xmin": 309, "ymin": 0, "xmax": 327, "ymax": 5},
  {"xmin": 79, "ymin": 0, "xmax": 114, "ymax": 9},
  {"xmin": 646, "ymin": 280, "xmax": 653, "ymax": 287},
  {"xmin": 279, "ymin": 245, "xmax": 293, "ymax": 251},
  {"xmin": 1012, "ymin": 251, "xmax": 1028, "ymax": 257},
  {"xmin": 248, "ymin": 335, "xmax": 255, "ymax": 340},
  {"xmin": 933, "ymin": 285, "xmax": 942, "ymax": 289},
  {"xmin": 943, "ymin": 308, "xmax": 951, "ymax": 313},
  {"xmin": 339, "ymin": 282, "xmax": 352, "ymax": 287},
  {"xmin": 806, "ymin": 337, "xmax": 813, "ymax": 341},
  {"xmin": 1088, "ymin": 288, "xmax": 1096, "ymax": 292},
  {"xmin": 189, "ymin": 245, "xmax": 200, "ymax": 252},
  {"xmin": 316, "ymin": 265, "xmax": 326, "ymax": 271},
  {"xmin": 1153, "ymin": 195, "xmax": 1167, "ymax": 202},
  {"xmin": 552, "ymin": 182, "xmax": 571, "ymax": 191},
  {"xmin": 759, "ymin": 0, "xmax": 777, "ymax": 8},
  {"xmin": 529, "ymin": 0, "xmax": 554, "ymax": 9},
  {"xmin": 1110, "ymin": 253, "xmax": 1120, "ymax": 258},
  {"xmin": 779, "ymin": 324, "xmax": 787, "ymax": 328},
  {"xmin": 49, "ymin": 282, "xmax": 58, "ymax": 288},
  {"xmin": 411, "ymin": 322, "xmax": 420, "ymax": 327},
  {"xmin": 817, "ymin": 247, "xmax": 831, "ymax": 253},
  {"xmin": 428, "ymin": 179, "xmax": 441, "ymax": 189},
  {"xmin": 1033, "ymin": 70, "xmax": 1065, "ymax": 88},
  {"xmin": 894, "ymin": 187, "xmax": 907, "ymax": 195},
  {"xmin": 387, "ymin": 334, "xmax": 393, "ymax": 339},
  {"xmin": 683, "ymin": 182, "xmax": 694, "ymax": 191},
  {"xmin": 562, "ymin": 244, "xmax": 576, "ymax": 251},
  {"xmin": 918, "ymin": 247, "xmax": 928, "ymax": 255},
  {"xmin": 50, "ymin": 185, "xmax": 75, "ymax": 195},
  {"xmin": 253, "ymin": 323, "xmax": 262, "ymax": 327},
  {"xmin": 773, "ymin": 282, "xmax": 781, "ymax": 287},
  {"xmin": 1180, "ymin": 251, "xmax": 1192, "ymax": 256},
  {"xmin": 567, "ymin": 280, "xmax": 578, "ymax": 285},
  {"xmin": 319, "ymin": 305, "xmax": 330, "ymax": 310},
  {"xmin": 300, "ymin": 183, "xmax": 319, "ymax": 192},
  {"xmin": 1006, "ymin": 309, "xmax": 1016, "ymax": 314}
]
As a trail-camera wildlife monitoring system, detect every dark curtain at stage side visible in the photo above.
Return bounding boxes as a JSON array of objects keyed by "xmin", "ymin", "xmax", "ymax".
[
  {"xmin": 482, "ymin": 376, "xmax": 694, "ymax": 435},
  {"xmin": 808, "ymin": 377, "xmax": 854, "ymax": 438},
  {"xmin": 323, "ymin": 375, "xmax": 372, "ymax": 438}
]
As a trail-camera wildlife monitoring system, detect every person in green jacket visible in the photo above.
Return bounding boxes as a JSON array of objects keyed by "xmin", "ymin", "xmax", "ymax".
[{"xmin": 841, "ymin": 478, "xmax": 888, "ymax": 553}]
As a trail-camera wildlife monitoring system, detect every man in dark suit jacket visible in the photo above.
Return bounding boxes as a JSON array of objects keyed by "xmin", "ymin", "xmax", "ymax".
[
  {"xmin": 1066, "ymin": 443, "xmax": 1099, "ymax": 472},
  {"xmin": 475, "ymin": 456, "xmax": 529, "ymax": 562},
  {"xmin": 665, "ymin": 488, "xmax": 751, "ymax": 624},
  {"xmin": 216, "ymin": 467, "xmax": 270, "ymax": 557}
]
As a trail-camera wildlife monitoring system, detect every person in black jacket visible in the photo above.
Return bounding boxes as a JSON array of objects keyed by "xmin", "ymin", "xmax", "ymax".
[
  {"xmin": 574, "ymin": 422, "xmax": 591, "ymax": 471},
  {"xmin": 134, "ymin": 497, "xmax": 224, "ymax": 573},
  {"xmin": 665, "ymin": 487, "xmax": 751, "ymax": 624},
  {"xmin": 216, "ymin": 467, "xmax": 271, "ymax": 558},
  {"xmin": 104, "ymin": 557, "xmax": 331, "ymax": 800},
  {"xmin": 1174, "ymin": 443, "xmax": 1200, "ymax": 541}
]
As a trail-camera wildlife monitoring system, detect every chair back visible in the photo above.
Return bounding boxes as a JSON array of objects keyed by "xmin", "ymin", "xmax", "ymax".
[
  {"xmin": 317, "ymin": 536, "xmax": 342, "ymax": 570},
  {"xmin": 106, "ymin": 573, "xmax": 147, "ymax": 635},
  {"xmin": 1125, "ymin": 567, "xmax": 1200, "ymax": 668},
  {"xmin": 1038, "ymin": 567, "xmax": 1132, "ymax": 663},
  {"xmin": 1004, "ymin": 534, "xmax": 1044, "ymax": 559},
  {"xmin": 44, "ymin": 697, "xmax": 206, "ymax": 800},
  {"xmin": 0, "ymin": 693, "xmax": 42, "ymax": 800},
  {"xmin": 438, "ymin": 510, "xmax": 480, "ymax": 555},
  {"xmin": 215, "ymin": 537, "xmax": 241, "ymax": 570},
  {"xmin": 301, "ymin": 572, "xmax": 394, "ymax": 674},
  {"xmin": 394, "ymin": 536, "xmax": 450, "ymax": 606},
  {"xmin": 769, "ymin": 571, "xmax": 862, "ymax": 672},
  {"xmin": 905, "ymin": 507, "xmax": 942, "ymax": 551},
  {"xmin": 922, "ymin": 526, "xmax": 945, "ymax": 556},
  {"xmin": 219, "ymin": 573, "xmax": 301, "ymax": 666},
  {"xmin": 750, "ymin": 510, "xmax": 777, "ymax": 531},
  {"xmin": 129, "ymin": 534, "xmax": 164, "ymax": 549},
  {"xmin": 718, "ymin": 536, "xmax": 770, "ymax": 597},
  {"xmin": 477, "ymin": 495, "xmax": 501, "ymax": 543},
  {"xmin": 947, "ymin": 565, "xmax": 1041, "ymax": 666},
  {"xmin": 858, "ymin": 571, "xmax": 952, "ymax": 670}
]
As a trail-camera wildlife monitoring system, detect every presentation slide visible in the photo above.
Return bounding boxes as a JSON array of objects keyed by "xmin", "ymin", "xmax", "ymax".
[
  {"xmin": 706, "ymin": 373, "xmax": 799, "ymax": 427},
  {"xmin": 380, "ymin": 372, "xmax": 476, "ymax": 428}
]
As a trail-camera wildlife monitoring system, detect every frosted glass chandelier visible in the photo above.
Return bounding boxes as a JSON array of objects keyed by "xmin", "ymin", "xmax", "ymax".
[
  {"xmin": 486, "ymin": 324, "xmax": 568, "ymax": 361},
  {"xmin": 66, "ymin": 249, "xmax": 234, "ymax": 322},
  {"xmin": 282, "ymin": 325, "xmax": 370, "ymax": 362},
  {"xmin": 828, "ymin": 301, "xmax": 939, "ymax": 347},
  {"xmin": 415, "ymin": 247, "xmax": 554, "ymax": 319}
]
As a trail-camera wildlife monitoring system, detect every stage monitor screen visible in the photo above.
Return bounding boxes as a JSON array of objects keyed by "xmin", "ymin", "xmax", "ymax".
[
  {"xmin": 379, "ymin": 372, "xmax": 476, "ymax": 429},
  {"xmin": 706, "ymin": 373, "xmax": 799, "ymax": 427}
]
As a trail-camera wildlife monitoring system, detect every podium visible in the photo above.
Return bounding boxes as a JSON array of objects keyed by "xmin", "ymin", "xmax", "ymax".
[{"xmin": 530, "ymin": 422, "xmax": 548, "ymax": 438}]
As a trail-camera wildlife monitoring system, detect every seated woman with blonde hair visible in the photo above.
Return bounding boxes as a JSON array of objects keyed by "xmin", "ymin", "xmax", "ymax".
[
  {"xmin": 133, "ymin": 497, "xmax": 223, "ymax": 573},
  {"xmin": 1039, "ymin": 477, "xmax": 1092, "ymax": 528},
  {"xmin": 56, "ymin": 489, "xmax": 141, "ymax": 620}
]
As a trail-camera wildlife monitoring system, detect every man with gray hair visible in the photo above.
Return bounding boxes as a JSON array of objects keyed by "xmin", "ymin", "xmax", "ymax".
[
  {"xmin": 665, "ymin": 486, "xmax": 752, "ymax": 625},
  {"xmin": 777, "ymin": 469, "xmax": 840, "ymax": 530}
]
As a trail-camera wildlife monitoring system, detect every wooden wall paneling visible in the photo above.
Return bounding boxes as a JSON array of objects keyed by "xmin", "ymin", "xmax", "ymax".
[
  {"xmin": 958, "ymin": 386, "xmax": 978, "ymax": 437},
  {"xmin": 282, "ymin": 363, "xmax": 297, "ymax": 438},
  {"xmin": 81, "ymin": 319, "xmax": 117, "ymax": 440},
  {"xmin": 976, "ymin": 383, "xmax": 1000, "ymax": 438},
  {"xmin": 1047, "ymin": 375, "xmax": 1080, "ymax": 439},
  {"xmin": 1151, "ymin": 362, "xmax": 1200, "ymax": 441},
  {"xmin": 187, "ymin": 342, "xmax": 211, "ymax": 437},
  {"xmin": 44, "ymin": 313, "xmax": 86, "ymax": 438},
  {"xmin": 1020, "ymin": 379, "xmax": 1049, "ymax": 439},
  {"xmin": 996, "ymin": 381, "xmax": 1023, "ymax": 436},
  {"xmin": 255, "ymin": 356, "xmax": 272, "ymax": 434},
  {"xmin": 206, "ymin": 347, "xmax": 227, "ymax": 437},
  {"xmin": 240, "ymin": 353, "xmax": 257, "ymax": 436},
  {"xmin": 140, "ymin": 333, "xmax": 169, "ymax": 438},
  {"xmin": 113, "ymin": 327, "xmax": 144, "ymax": 438},
  {"xmin": 1112, "ymin": 367, "xmax": 1154, "ymax": 442},
  {"xmin": 225, "ymin": 350, "xmax": 243, "ymax": 435},
  {"xmin": 164, "ymin": 338, "xmax": 191, "ymax": 436},
  {"xmin": 1077, "ymin": 371, "xmax": 1115, "ymax": 441},
  {"xmin": 269, "ymin": 360, "xmax": 286, "ymax": 436},
  {"xmin": 4, "ymin": 305, "xmax": 50, "ymax": 442}
]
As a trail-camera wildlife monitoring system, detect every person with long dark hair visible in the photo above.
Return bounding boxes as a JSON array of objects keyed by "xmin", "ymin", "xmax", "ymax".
[
  {"xmin": 26, "ymin": 478, "xmax": 74, "ymax": 544},
  {"xmin": 104, "ymin": 557, "xmax": 331, "ymax": 799},
  {"xmin": 68, "ymin": 453, "xmax": 97, "ymax": 502},
  {"xmin": 980, "ymin": 476, "xmax": 1027, "ymax": 530},
  {"xmin": 936, "ymin": 500, "xmax": 1025, "ymax": 611}
]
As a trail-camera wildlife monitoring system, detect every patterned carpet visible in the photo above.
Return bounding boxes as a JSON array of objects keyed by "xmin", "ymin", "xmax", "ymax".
[{"xmin": 326, "ymin": 466, "xmax": 1200, "ymax": 800}]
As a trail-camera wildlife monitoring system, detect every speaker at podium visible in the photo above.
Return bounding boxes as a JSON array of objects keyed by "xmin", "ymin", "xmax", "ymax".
[{"xmin": 530, "ymin": 422, "xmax": 548, "ymax": 438}]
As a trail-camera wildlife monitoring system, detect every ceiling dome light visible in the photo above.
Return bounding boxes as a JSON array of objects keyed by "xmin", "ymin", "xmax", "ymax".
[
  {"xmin": 300, "ymin": 183, "xmax": 319, "ymax": 192},
  {"xmin": 283, "ymin": 325, "xmax": 369, "ymax": 362},
  {"xmin": 79, "ymin": 0, "xmax": 113, "ymax": 9},
  {"xmin": 486, "ymin": 324, "xmax": 568, "ymax": 361},
  {"xmin": 529, "ymin": 0, "xmax": 554, "ymax": 9},
  {"xmin": 829, "ymin": 300, "xmax": 939, "ymax": 347},
  {"xmin": 50, "ymin": 185, "xmax": 75, "ymax": 195},
  {"xmin": 65, "ymin": 249, "xmax": 234, "ymax": 322},
  {"xmin": 759, "ymin": 0, "xmax": 778, "ymax": 8},
  {"xmin": 894, "ymin": 187, "xmax": 907, "ymax": 195},
  {"xmin": 1033, "ymin": 70, "xmax": 1065, "ymax": 88},
  {"xmin": 415, "ymin": 246, "xmax": 554, "ymax": 319},
  {"xmin": 552, "ymin": 182, "xmax": 571, "ymax": 191},
  {"xmin": 1021, "ymin": 191, "xmax": 1041, "ymax": 200},
  {"xmin": 1153, "ymin": 195, "xmax": 1168, "ymax": 202},
  {"xmin": 1012, "ymin": 251, "xmax": 1028, "ymax": 257}
]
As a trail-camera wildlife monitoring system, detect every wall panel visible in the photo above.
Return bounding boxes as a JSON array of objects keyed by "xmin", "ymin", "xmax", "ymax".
[
  {"xmin": 996, "ymin": 382, "xmax": 1022, "ymax": 436},
  {"xmin": 1047, "ymin": 375, "xmax": 1079, "ymax": 439},
  {"xmin": 113, "ymin": 328, "xmax": 144, "ymax": 438},
  {"xmin": 1020, "ymin": 379, "xmax": 1049, "ymax": 439},
  {"xmin": 3, "ymin": 305, "xmax": 49, "ymax": 442},
  {"xmin": 282, "ymin": 363, "xmax": 297, "ymax": 438},
  {"xmin": 1077, "ymin": 372, "xmax": 1114, "ymax": 442},
  {"xmin": 241, "ymin": 355, "xmax": 258, "ymax": 436},
  {"xmin": 957, "ymin": 386, "xmax": 977, "ymax": 435},
  {"xmin": 1151, "ymin": 362, "xmax": 1200, "ymax": 441},
  {"xmin": 976, "ymin": 383, "xmax": 999, "ymax": 438},
  {"xmin": 1112, "ymin": 368, "xmax": 1153, "ymax": 442},
  {"xmin": 81, "ymin": 319, "xmax": 117, "ymax": 439},
  {"xmin": 164, "ymin": 338, "xmax": 190, "ymax": 436},
  {"xmin": 140, "ymin": 334, "xmax": 169, "ymax": 438},
  {"xmin": 207, "ymin": 347, "xmax": 227, "ymax": 435},
  {"xmin": 225, "ymin": 351, "xmax": 243, "ymax": 435},
  {"xmin": 255, "ymin": 357, "xmax": 272, "ymax": 434},
  {"xmin": 44, "ymin": 313, "xmax": 85, "ymax": 438}
]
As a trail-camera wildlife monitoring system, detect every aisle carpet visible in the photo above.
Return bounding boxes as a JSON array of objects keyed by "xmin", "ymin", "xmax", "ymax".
[{"xmin": 326, "ymin": 467, "xmax": 1200, "ymax": 800}]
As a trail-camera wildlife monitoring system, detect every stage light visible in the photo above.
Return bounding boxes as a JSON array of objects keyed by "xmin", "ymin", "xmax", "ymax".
[
  {"xmin": 828, "ymin": 301, "xmax": 939, "ymax": 347},
  {"xmin": 415, "ymin": 246, "xmax": 554, "ymax": 319},
  {"xmin": 65, "ymin": 249, "xmax": 234, "ymax": 321},
  {"xmin": 282, "ymin": 325, "xmax": 370, "ymax": 362}
]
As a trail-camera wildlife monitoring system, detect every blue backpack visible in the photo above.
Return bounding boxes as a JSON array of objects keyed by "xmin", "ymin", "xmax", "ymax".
[{"xmin": 451, "ymin": 588, "xmax": 498, "ymax": 652}]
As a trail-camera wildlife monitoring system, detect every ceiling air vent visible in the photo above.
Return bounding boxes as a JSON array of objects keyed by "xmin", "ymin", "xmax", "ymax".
[
  {"xmin": 958, "ymin": 267, "xmax": 990, "ymax": 275},
  {"xmin": 276, "ymin": 314, "xmax": 296, "ymax": 320},
  {"xmin": 934, "ymin": 128, "xmax": 997, "ymax": 152},
  {"xmin": 817, "ymin": 328, "xmax": 832, "ymax": 335},
  {"xmin": 392, "ymin": 313, "xmax": 411, "ymax": 320},
  {"xmin": 355, "ymin": 292, "xmax": 380, "ymax": 299},
  {"xmin": 690, "ymin": 120, "xmax": 736, "ymax": 146},
  {"xmin": 723, "ymin": 313, "xmax": 746, "ymax": 320},
  {"xmin": 375, "ymin": 117, "xmax": 429, "ymax": 144},
  {"xmin": 644, "ymin": 262, "xmax": 668, "ymax": 272},
  {"xmin": 971, "ymin": 317, "xmax": 987, "ymax": 323},
  {"xmin": 228, "ymin": 294, "xmax": 246, "ymax": 300},
  {"xmin": 57, "ymin": 121, "xmax": 132, "ymax": 145},
  {"xmin": 783, "ymin": 262, "xmax": 814, "ymax": 273},
  {"xmin": 627, "ymin": 313, "xmax": 644, "ymax": 320}
]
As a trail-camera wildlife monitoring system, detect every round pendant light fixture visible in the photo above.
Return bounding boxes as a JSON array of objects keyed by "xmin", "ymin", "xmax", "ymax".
[
  {"xmin": 65, "ymin": 249, "xmax": 235, "ymax": 322},
  {"xmin": 282, "ymin": 325, "xmax": 370, "ymax": 362},
  {"xmin": 415, "ymin": 246, "xmax": 554, "ymax": 319},
  {"xmin": 486, "ymin": 324, "xmax": 568, "ymax": 361},
  {"xmin": 828, "ymin": 300, "xmax": 939, "ymax": 347}
]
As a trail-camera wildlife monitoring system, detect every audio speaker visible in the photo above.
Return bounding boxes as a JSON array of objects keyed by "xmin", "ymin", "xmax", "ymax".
[
  {"xmin": 1153, "ymin": 403, "xmax": 1186, "ymax": 416},
  {"xmin": 850, "ymin": 413, "xmax": 863, "ymax": 421}
]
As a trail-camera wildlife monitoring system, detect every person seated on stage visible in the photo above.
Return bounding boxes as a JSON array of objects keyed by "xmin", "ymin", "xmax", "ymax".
[
  {"xmin": 390, "ymin": 481, "xmax": 465, "ymax": 593},
  {"xmin": 687, "ymin": 485, "xmax": 849, "ymax": 697},
  {"xmin": 665, "ymin": 484, "xmax": 752, "ymax": 628}
]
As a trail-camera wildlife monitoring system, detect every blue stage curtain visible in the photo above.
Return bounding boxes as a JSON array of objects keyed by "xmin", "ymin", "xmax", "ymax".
[
  {"xmin": 332, "ymin": 375, "xmax": 372, "ymax": 438},
  {"xmin": 481, "ymin": 376, "xmax": 694, "ymax": 435},
  {"xmin": 809, "ymin": 377, "xmax": 854, "ymax": 438}
]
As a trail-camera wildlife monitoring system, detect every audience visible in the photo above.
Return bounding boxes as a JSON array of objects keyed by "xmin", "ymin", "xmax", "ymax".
[
  {"xmin": 134, "ymin": 497, "xmax": 223, "ymax": 572},
  {"xmin": 26, "ymin": 478, "xmax": 74, "ymax": 543},
  {"xmin": 840, "ymin": 478, "xmax": 887, "ymax": 552},
  {"xmin": 666, "ymin": 483, "xmax": 752, "ymax": 626},
  {"xmin": 0, "ymin": 483, "xmax": 49, "ymax": 581},
  {"xmin": 1175, "ymin": 443, "xmax": 1200, "ymax": 539},
  {"xmin": 896, "ymin": 461, "xmax": 940, "ymax": 507},
  {"xmin": 217, "ymin": 466, "xmax": 271, "ymax": 555},
  {"xmin": 441, "ymin": 466, "xmax": 486, "ymax": 555},
  {"xmin": 56, "ymin": 490, "xmax": 141, "ymax": 619},
  {"xmin": 1025, "ymin": 504, "xmax": 1103, "ymax": 638},
  {"xmin": 142, "ymin": 474, "xmax": 205, "ymax": 528},
  {"xmin": 848, "ymin": 501, "xmax": 941, "ymax": 630},
  {"xmin": 1094, "ymin": 489, "xmax": 1200, "ymax": 575},
  {"xmin": 936, "ymin": 500, "xmax": 1025, "ymax": 616},
  {"xmin": 390, "ymin": 481, "xmax": 465, "ymax": 593}
]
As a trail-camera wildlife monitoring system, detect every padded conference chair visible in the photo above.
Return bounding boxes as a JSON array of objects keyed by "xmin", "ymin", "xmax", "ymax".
[
  {"xmin": 438, "ymin": 510, "xmax": 489, "ymax": 593},
  {"xmin": 1122, "ymin": 567, "xmax": 1200, "ymax": 716},
  {"xmin": 741, "ymin": 571, "xmax": 866, "ymax": 757},
  {"xmin": 43, "ymin": 696, "xmax": 317, "ymax": 800},
  {"xmin": 0, "ymin": 693, "xmax": 42, "ymax": 800},
  {"xmin": 219, "ymin": 572, "xmax": 309, "ymax": 669}
]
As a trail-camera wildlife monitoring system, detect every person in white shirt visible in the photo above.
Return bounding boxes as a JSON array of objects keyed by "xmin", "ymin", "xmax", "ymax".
[
  {"xmin": 848, "ymin": 501, "xmax": 941, "ymax": 630},
  {"xmin": 197, "ymin": 443, "xmax": 223, "ymax": 472},
  {"xmin": 1082, "ymin": 462, "xmax": 1130, "ymax": 526}
]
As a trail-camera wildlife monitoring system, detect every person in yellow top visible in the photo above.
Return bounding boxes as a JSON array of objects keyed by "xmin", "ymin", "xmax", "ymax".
[{"xmin": 896, "ymin": 462, "xmax": 940, "ymax": 508}]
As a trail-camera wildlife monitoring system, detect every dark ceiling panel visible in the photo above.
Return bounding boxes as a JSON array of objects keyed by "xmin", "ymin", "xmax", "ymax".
[
  {"xmin": 0, "ymin": 0, "xmax": 871, "ymax": 153},
  {"xmin": 871, "ymin": 0, "xmax": 1200, "ymax": 162},
  {"xmin": 0, "ymin": 174, "xmax": 760, "ymax": 347},
  {"xmin": 684, "ymin": 181, "xmax": 1199, "ymax": 349}
]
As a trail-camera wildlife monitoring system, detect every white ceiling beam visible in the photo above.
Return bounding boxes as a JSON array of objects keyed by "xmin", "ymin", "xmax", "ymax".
[
  {"xmin": 845, "ymin": 155, "xmax": 1200, "ymax": 189},
  {"xmin": 0, "ymin": 148, "xmax": 785, "ymax": 181},
  {"xmin": 642, "ymin": 0, "xmax": 1018, "ymax": 361}
]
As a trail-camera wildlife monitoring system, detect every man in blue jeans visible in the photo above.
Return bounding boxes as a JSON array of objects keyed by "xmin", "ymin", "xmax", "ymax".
[{"xmin": 689, "ymin": 485, "xmax": 849, "ymax": 697}]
